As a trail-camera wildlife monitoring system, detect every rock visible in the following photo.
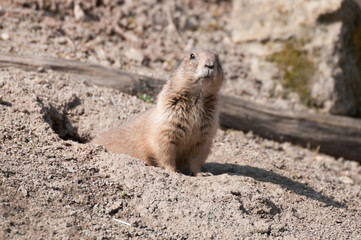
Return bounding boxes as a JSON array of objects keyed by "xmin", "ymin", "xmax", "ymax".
[
  {"xmin": 37, "ymin": 67, "xmax": 45, "ymax": 73},
  {"xmin": 338, "ymin": 175, "xmax": 354, "ymax": 184},
  {"xmin": 124, "ymin": 48, "xmax": 144, "ymax": 63},
  {"xmin": 56, "ymin": 37, "xmax": 68, "ymax": 45},
  {"xmin": 231, "ymin": 0, "xmax": 361, "ymax": 116},
  {"xmin": 253, "ymin": 220, "xmax": 271, "ymax": 234},
  {"xmin": 106, "ymin": 200, "xmax": 124, "ymax": 215},
  {"xmin": 18, "ymin": 186, "xmax": 29, "ymax": 197},
  {"xmin": 185, "ymin": 16, "xmax": 199, "ymax": 31},
  {"xmin": 74, "ymin": 3, "xmax": 85, "ymax": 21},
  {"xmin": 231, "ymin": 0, "xmax": 341, "ymax": 42},
  {"xmin": 0, "ymin": 33, "xmax": 10, "ymax": 41}
]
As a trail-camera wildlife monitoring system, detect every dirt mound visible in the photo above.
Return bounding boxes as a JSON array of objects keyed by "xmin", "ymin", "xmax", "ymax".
[{"xmin": 1, "ymin": 68, "xmax": 360, "ymax": 239}]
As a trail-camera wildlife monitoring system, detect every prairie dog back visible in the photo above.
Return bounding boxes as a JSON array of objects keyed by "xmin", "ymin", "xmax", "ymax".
[{"xmin": 93, "ymin": 50, "xmax": 224, "ymax": 175}]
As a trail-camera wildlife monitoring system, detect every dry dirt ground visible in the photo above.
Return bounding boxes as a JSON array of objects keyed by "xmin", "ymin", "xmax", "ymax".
[
  {"xmin": 1, "ymin": 1, "xmax": 361, "ymax": 239},
  {"xmin": 0, "ymin": 0, "xmax": 312, "ymax": 112}
]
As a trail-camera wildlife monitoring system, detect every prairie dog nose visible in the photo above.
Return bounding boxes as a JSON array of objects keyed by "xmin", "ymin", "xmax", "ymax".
[{"xmin": 205, "ymin": 59, "xmax": 214, "ymax": 69}]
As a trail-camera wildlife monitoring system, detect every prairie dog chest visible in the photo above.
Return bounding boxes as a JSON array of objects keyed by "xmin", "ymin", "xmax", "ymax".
[
  {"xmin": 176, "ymin": 98, "xmax": 205, "ymax": 134},
  {"xmin": 160, "ymin": 93, "xmax": 217, "ymax": 143}
]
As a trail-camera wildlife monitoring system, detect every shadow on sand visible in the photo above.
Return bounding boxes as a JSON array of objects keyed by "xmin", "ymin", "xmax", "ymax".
[{"xmin": 203, "ymin": 162, "xmax": 345, "ymax": 208}]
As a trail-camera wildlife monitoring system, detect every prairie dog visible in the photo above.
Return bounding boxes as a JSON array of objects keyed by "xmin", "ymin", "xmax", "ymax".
[{"xmin": 93, "ymin": 50, "xmax": 224, "ymax": 175}]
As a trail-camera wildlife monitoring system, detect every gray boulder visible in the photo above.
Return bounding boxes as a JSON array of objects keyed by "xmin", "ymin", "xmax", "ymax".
[{"xmin": 231, "ymin": 0, "xmax": 361, "ymax": 115}]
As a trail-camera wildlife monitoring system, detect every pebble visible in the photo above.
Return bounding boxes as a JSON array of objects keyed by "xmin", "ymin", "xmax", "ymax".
[
  {"xmin": 74, "ymin": 3, "xmax": 85, "ymax": 21},
  {"xmin": 253, "ymin": 220, "xmax": 271, "ymax": 234},
  {"xmin": 338, "ymin": 176, "xmax": 354, "ymax": 184},
  {"xmin": 18, "ymin": 186, "xmax": 29, "ymax": 197},
  {"xmin": 125, "ymin": 48, "xmax": 144, "ymax": 63},
  {"xmin": 0, "ymin": 33, "xmax": 10, "ymax": 40},
  {"xmin": 37, "ymin": 67, "xmax": 45, "ymax": 73},
  {"xmin": 56, "ymin": 37, "xmax": 68, "ymax": 45},
  {"xmin": 106, "ymin": 200, "xmax": 123, "ymax": 215}
]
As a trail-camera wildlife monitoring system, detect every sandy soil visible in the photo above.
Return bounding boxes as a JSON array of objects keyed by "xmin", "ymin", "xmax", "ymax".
[{"xmin": 1, "ymin": 1, "xmax": 361, "ymax": 239}]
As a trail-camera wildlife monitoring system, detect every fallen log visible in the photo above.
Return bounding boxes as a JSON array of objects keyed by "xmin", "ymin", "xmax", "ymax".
[
  {"xmin": 0, "ymin": 53, "xmax": 165, "ymax": 96},
  {"xmin": 1, "ymin": 53, "xmax": 360, "ymax": 162},
  {"xmin": 219, "ymin": 95, "xmax": 361, "ymax": 161}
]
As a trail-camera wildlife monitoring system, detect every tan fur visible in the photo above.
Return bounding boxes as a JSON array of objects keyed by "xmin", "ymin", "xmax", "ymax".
[{"xmin": 93, "ymin": 50, "xmax": 224, "ymax": 175}]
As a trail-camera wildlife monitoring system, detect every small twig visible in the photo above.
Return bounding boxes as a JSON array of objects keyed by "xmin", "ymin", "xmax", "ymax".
[
  {"xmin": 312, "ymin": 145, "xmax": 321, "ymax": 161},
  {"xmin": 62, "ymin": 29, "xmax": 78, "ymax": 53},
  {"xmin": 84, "ymin": 36, "xmax": 104, "ymax": 50},
  {"xmin": 165, "ymin": 2, "xmax": 184, "ymax": 43},
  {"xmin": 112, "ymin": 24, "xmax": 139, "ymax": 43},
  {"xmin": 0, "ymin": 8, "xmax": 43, "ymax": 16},
  {"xmin": 113, "ymin": 218, "xmax": 131, "ymax": 226}
]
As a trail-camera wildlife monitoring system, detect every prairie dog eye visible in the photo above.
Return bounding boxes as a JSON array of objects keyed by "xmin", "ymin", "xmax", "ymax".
[{"xmin": 190, "ymin": 53, "xmax": 195, "ymax": 59}]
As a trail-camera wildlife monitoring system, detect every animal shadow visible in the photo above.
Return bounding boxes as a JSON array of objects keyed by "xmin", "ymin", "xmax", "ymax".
[
  {"xmin": 203, "ymin": 162, "xmax": 345, "ymax": 208},
  {"xmin": 37, "ymin": 96, "xmax": 86, "ymax": 143}
]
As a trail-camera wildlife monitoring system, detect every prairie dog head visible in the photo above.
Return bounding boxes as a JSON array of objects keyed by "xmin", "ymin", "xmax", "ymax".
[{"xmin": 172, "ymin": 50, "xmax": 224, "ymax": 94}]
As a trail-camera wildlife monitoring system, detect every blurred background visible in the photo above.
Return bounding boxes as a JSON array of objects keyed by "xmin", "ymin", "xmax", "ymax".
[{"xmin": 1, "ymin": 0, "xmax": 361, "ymax": 117}]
